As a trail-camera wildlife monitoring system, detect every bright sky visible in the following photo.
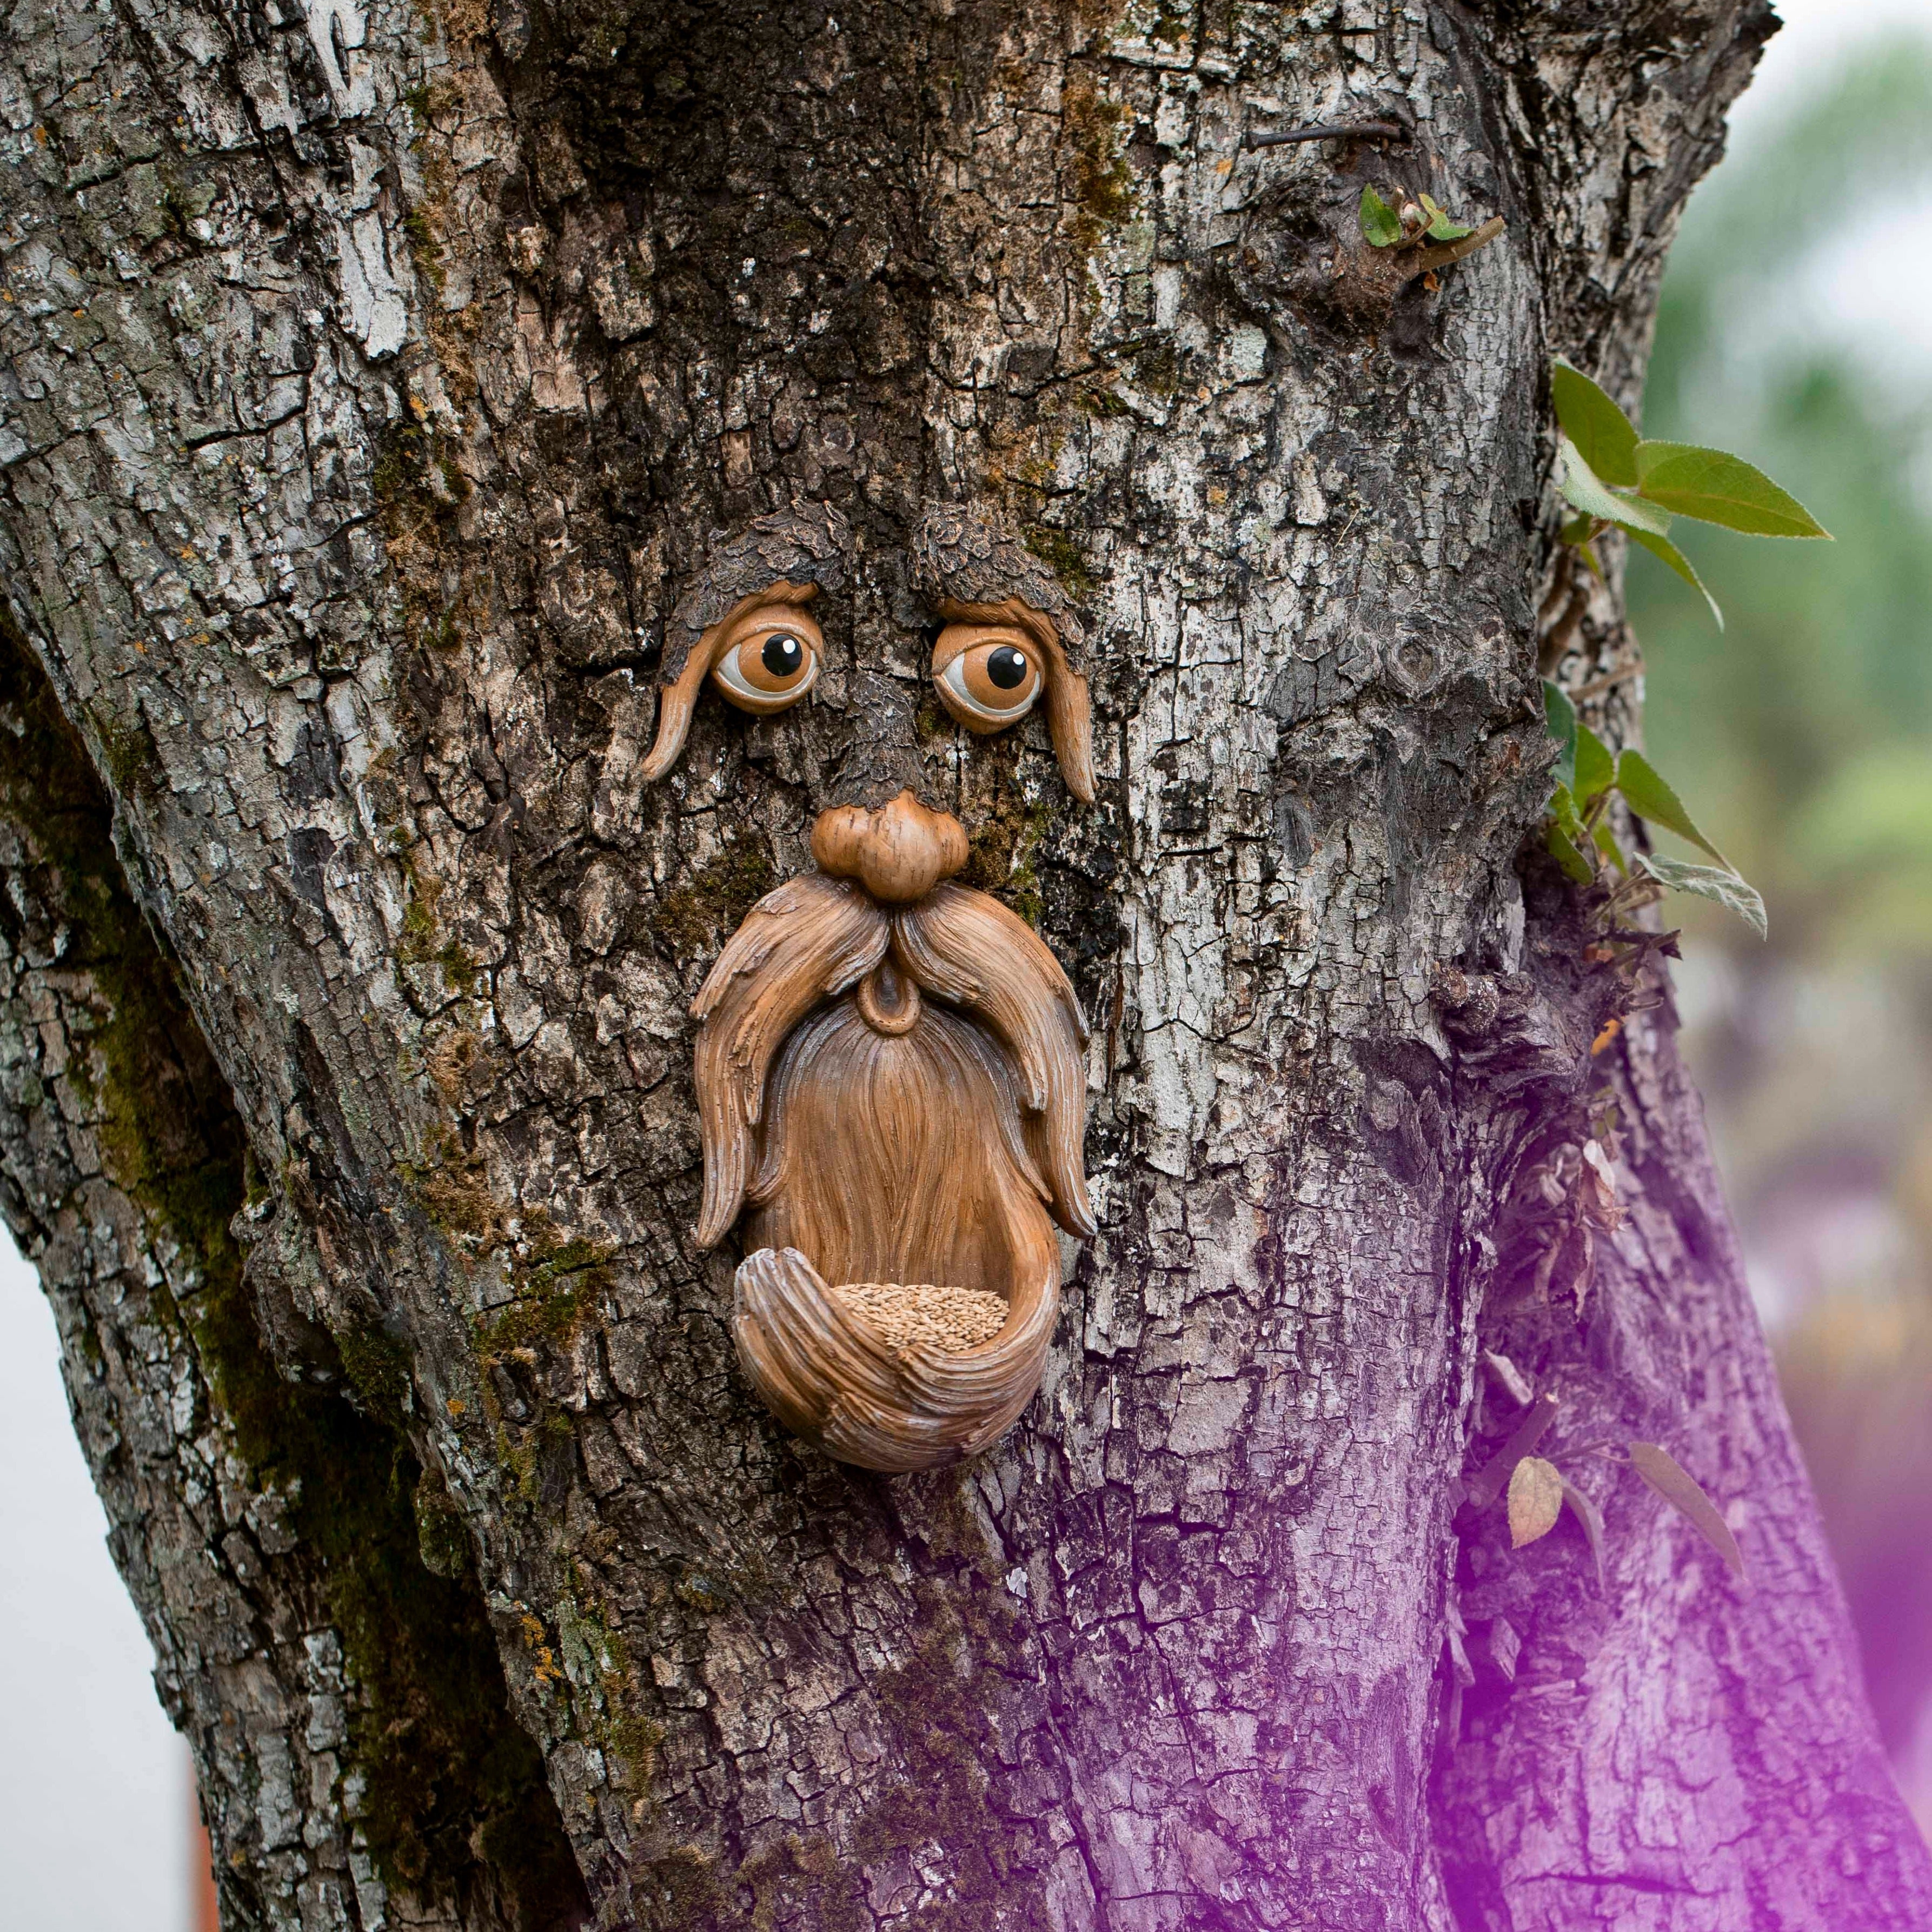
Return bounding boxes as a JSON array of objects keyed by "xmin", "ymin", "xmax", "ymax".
[
  {"xmin": 0, "ymin": 4, "xmax": 1924, "ymax": 1927},
  {"xmin": 0, "ymin": 1240, "xmax": 187, "ymax": 1932},
  {"xmin": 1729, "ymin": 0, "xmax": 1932, "ymax": 371},
  {"xmin": 1735, "ymin": 0, "xmax": 1932, "ymax": 131}
]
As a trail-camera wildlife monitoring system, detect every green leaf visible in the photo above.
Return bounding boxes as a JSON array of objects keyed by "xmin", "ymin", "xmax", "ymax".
[
  {"xmin": 1419, "ymin": 193, "xmax": 1472, "ymax": 242},
  {"xmin": 1632, "ymin": 441, "xmax": 1831, "ymax": 538},
  {"xmin": 1614, "ymin": 748, "xmax": 1730, "ymax": 867},
  {"xmin": 1628, "ymin": 1442, "xmax": 1746, "ymax": 1581},
  {"xmin": 1625, "ymin": 526, "xmax": 1724, "ymax": 630},
  {"xmin": 1545, "ymin": 782, "xmax": 1594, "ymax": 886},
  {"xmin": 1574, "ymin": 724, "xmax": 1614, "ymax": 805},
  {"xmin": 1551, "ymin": 360, "xmax": 1639, "ymax": 488},
  {"xmin": 1558, "ymin": 438, "xmax": 1673, "ymax": 540},
  {"xmin": 1542, "ymin": 680, "xmax": 1577, "ymax": 792},
  {"xmin": 1557, "ymin": 1473, "xmax": 1607, "ymax": 1590},
  {"xmin": 1557, "ymin": 513, "xmax": 1596, "ymax": 547},
  {"xmin": 1547, "ymin": 822, "xmax": 1594, "ymax": 885},
  {"xmin": 1358, "ymin": 185, "xmax": 1403, "ymax": 248},
  {"xmin": 1508, "ymin": 1456, "xmax": 1564, "ymax": 1549},
  {"xmin": 1636, "ymin": 853, "xmax": 1768, "ymax": 940},
  {"xmin": 1550, "ymin": 783, "xmax": 1586, "ymax": 845},
  {"xmin": 1592, "ymin": 818, "xmax": 1626, "ymax": 875}
]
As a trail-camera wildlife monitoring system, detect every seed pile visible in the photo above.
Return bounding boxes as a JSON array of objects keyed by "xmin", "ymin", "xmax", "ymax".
[{"xmin": 832, "ymin": 1282, "xmax": 1008, "ymax": 1355}]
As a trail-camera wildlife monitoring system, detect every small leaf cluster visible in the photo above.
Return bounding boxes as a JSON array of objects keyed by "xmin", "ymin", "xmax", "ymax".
[
  {"xmin": 1508, "ymin": 1442, "xmax": 1744, "ymax": 1583},
  {"xmin": 1542, "ymin": 681, "xmax": 1767, "ymax": 939},
  {"xmin": 1551, "ymin": 360, "xmax": 1830, "ymax": 630},
  {"xmin": 1477, "ymin": 1363, "xmax": 1745, "ymax": 1584},
  {"xmin": 1358, "ymin": 184, "xmax": 1472, "ymax": 248}
]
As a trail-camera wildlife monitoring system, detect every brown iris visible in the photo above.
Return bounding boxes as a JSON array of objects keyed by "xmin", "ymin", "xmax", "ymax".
[
  {"xmin": 932, "ymin": 622, "xmax": 1045, "ymax": 732},
  {"xmin": 711, "ymin": 606, "xmax": 824, "ymax": 714}
]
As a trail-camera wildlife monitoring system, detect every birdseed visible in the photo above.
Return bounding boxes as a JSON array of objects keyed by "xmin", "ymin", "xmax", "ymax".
[{"xmin": 832, "ymin": 1281, "xmax": 1008, "ymax": 1355}]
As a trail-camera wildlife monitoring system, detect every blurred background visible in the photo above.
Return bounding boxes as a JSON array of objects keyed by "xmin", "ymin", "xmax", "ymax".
[
  {"xmin": 1632, "ymin": 0, "xmax": 1932, "ymax": 1834},
  {"xmin": 2, "ymin": 1, "xmax": 1929, "ymax": 1921}
]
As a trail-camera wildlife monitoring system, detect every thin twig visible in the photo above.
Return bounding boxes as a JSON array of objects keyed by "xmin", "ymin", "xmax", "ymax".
[
  {"xmin": 1566, "ymin": 658, "xmax": 1644, "ymax": 703},
  {"xmin": 1537, "ymin": 579, "xmax": 1590, "ymax": 678},
  {"xmin": 1405, "ymin": 215, "xmax": 1507, "ymax": 275},
  {"xmin": 1466, "ymin": 1391, "xmax": 1561, "ymax": 1511},
  {"xmin": 1536, "ymin": 548, "xmax": 1577, "ymax": 632},
  {"xmin": 1244, "ymin": 119, "xmax": 1406, "ymax": 148}
]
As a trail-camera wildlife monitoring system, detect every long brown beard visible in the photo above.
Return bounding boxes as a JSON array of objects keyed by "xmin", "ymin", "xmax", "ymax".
[
  {"xmin": 689, "ymin": 873, "xmax": 1092, "ymax": 1469},
  {"xmin": 691, "ymin": 874, "xmax": 1092, "ymax": 1254},
  {"xmin": 744, "ymin": 997, "xmax": 1057, "ymax": 1303}
]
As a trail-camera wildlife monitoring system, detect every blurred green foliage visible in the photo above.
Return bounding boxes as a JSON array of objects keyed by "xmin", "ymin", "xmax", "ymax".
[
  {"xmin": 1634, "ymin": 31, "xmax": 1932, "ymax": 1800},
  {"xmin": 1638, "ymin": 40, "xmax": 1932, "ymax": 950}
]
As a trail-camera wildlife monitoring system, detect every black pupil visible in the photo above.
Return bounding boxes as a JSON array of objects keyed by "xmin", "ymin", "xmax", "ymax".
[
  {"xmin": 987, "ymin": 645, "xmax": 1028, "ymax": 691},
  {"xmin": 761, "ymin": 632, "xmax": 804, "ymax": 678}
]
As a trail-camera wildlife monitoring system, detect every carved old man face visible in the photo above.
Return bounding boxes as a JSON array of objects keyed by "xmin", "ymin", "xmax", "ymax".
[{"xmin": 640, "ymin": 505, "xmax": 1097, "ymax": 1471}]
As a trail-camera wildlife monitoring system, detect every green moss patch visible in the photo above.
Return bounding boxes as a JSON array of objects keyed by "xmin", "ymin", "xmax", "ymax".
[
  {"xmin": 960, "ymin": 792, "xmax": 1054, "ymax": 928},
  {"xmin": 476, "ymin": 1232, "xmax": 615, "ymax": 1359},
  {"xmin": 651, "ymin": 834, "xmax": 776, "ymax": 957},
  {"xmin": 1065, "ymin": 78, "xmax": 1132, "ymax": 249}
]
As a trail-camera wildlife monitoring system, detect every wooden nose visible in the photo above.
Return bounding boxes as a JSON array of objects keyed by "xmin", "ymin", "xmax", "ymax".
[{"xmin": 810, "ymin": 790, "xmax": 969, "ymax": 904}]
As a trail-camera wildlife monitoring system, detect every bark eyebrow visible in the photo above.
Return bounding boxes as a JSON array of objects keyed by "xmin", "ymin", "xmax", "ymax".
[
  {"xmin": 931, "ymin": 595, "xmax": 1096, "ymax": 805},
  {"xmin": 914, "ymin": 506, "xmax": 1097, "ymax": 804},
  {"xmin": 640, "ymin": 500, "xmax": 852, "ymax": 782},
  {"xmin": 656, "ymin": 500, "xmax": 852, "ymax": 691}
]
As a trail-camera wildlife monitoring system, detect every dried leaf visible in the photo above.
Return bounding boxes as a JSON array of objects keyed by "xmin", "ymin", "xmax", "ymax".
[
  {"xmin": 1509, "ymin": 1456, "xmax": 1564, "ymax": 1548},
  {"xmin": 1629, "ymin": 1441, "xmax": 1745, "ymax": 1581},
  {"xmin": 1444, "ymin": 1597, "xmax": 1475, "ymax": 1687},
  {"xmin": 1469, "ymin": 1390, "xmax": 1559, "ymax": 1509},
  {"xmin": 1578, "ymin": 1138, "xmax": 1622, "ymax": 1231},
  {"xmin": 1484, "ymin": 1616, "xmax": 1522, "ymax": 1682},
  {"xmin": 1558, "ymin": 1473, "xmax": 1607, "ymax": 1590}
]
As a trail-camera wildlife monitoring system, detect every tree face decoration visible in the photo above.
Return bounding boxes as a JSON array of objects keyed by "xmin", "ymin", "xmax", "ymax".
[{"xmin": 642, "ymin": 506, "xmax": 1096, "ymax": 1471}]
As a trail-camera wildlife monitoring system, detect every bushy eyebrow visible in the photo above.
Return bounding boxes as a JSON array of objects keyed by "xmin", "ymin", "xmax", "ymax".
[
  {"xmin": 637, "ymin": 499, "xmax": 1097, "ymax": 803},
  {"xmin": 639, "ymin": 501, "xmax": 851, "ymax": 782},
  {"xmin": 656, "ymin": 501, "xmax": 852, "ymax": 691}
]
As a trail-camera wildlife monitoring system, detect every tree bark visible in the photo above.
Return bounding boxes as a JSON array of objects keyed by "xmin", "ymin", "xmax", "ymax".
[{"xmin": 1, "ymin": 1, "xmax": 1924, "ymax": 1928}]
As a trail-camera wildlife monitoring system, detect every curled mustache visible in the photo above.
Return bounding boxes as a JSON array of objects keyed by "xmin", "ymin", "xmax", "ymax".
[{"xmin": 689, "ymin": 875, "xmax": 1094, "ymax": 1252}]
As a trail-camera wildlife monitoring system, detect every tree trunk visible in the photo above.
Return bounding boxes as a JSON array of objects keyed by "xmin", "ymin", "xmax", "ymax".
[{"xmin": 2, "ymin": 0, "xmax": 1925, "ymax": 1927}]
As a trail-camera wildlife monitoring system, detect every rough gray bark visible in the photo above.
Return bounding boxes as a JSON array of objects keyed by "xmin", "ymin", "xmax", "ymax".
[{"xmin": 0, "ymin": 2, "xmax": 1924, "ymax": 1929}]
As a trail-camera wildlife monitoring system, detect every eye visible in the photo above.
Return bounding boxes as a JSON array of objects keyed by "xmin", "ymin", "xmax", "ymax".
[
  {"xmin": 710, "ymin": 607, "xmax": 824, "ymax": 715},
  {"xmin": 932, "ymin": 625, "xmax": 1045, "ymax": 732}
]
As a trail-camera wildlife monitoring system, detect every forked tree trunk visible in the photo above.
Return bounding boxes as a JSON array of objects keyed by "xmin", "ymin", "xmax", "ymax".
[{"xmin": 1, "ymin": 1, "xmax": 1925, "ymax": 1927}]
